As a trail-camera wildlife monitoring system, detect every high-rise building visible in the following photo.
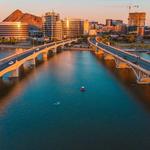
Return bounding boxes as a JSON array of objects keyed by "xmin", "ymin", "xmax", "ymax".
[
  {"xmin": 105, "ymin": 19, "xmax": 125, "ymax": 33},
  {"xmin": 43, "ymin": 11, "xmax": 60, "ymax": 41},
  {"xmin": 106, "ymin": 19, "xmax": 112, "ymax": 26},
  {"xmin": 63, "ymin": 18, "xmax": 84, "ymax": 38},
  {"xmin": 112, "ymin": 20, "xmax": 123, "ymax": 26},
  {"xmin": 128, "ymin": 12, "xmax": 146, "ymax": 26},
  {"xmin": 89, "ymin": 21, "xmax": 99, "ymax": 29},
  {"xmin": 128, "ymin": 12, "xmax": 146, "ymax": 36},
  {"xmin": 54, "ymin": 20, "xmax": 63, "ymax": 41},
  {"xmin": 106, "ymin": 19, "xmax": 123, "ymax": 26},
  {"xmin": 0, "ymin": 22, "xmax": 29, "ymax": 40},
  {"xmin": 84, "ymin": 20, "xmax": 90, "ymax": 35}
]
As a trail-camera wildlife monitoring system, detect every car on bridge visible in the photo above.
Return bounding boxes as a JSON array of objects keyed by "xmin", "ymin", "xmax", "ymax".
[{"xmin": 8, "ymin": 61, "xmax": 15, "ymax": 65}]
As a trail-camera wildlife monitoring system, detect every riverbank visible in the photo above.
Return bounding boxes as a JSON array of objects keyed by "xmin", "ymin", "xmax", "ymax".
[
  {"xmin": 112, "ymin": 42, "xmax": 150, "ymax": 50},
  {"xmin": 0, "ymin": 44, "xmax": 32, "ymax": 49},
  {"xmin": 111, "ymin": 42, "xmax": 150, "ymax": 60}
]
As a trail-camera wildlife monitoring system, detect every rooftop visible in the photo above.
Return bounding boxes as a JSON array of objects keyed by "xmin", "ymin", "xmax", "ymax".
[{"xmin": 0, "ymin": 22, "xmax": 28, "ymax": 25}]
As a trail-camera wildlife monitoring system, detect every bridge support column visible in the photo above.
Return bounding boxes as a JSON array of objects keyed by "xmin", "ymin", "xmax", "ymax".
[
  {"xmin": 91, "ymin": 45, "xmax": 96, "ymax": 51},
  {"xmin": 53, "ymin": 47, "xmax": 57, "ymax": 53},
  {"xmin": 95, "ymin": 49, "xmax": 104, "ymax": 55},
  {"xmin": 11, "ymin": 68, "xmax": 19, "ymax": 78},
  {"xmin": 42, "ymin": 52, "xmax": 48, "ymax": 61},
  {"xmin": 115, "ymin": 59, "xmax": 130, "ymax": 69},
  {"xmin": 30, "ymin": 58, "xmax": 36, "ymax": 65},
  {"xmin": 89, "ymin": 45, "xmax": 92, "ymax": 49},
  {"xmin": 23, "ymin": 58, "xmax": 36, "ymax": 69},
  {"xmin": 0, "ymin": 77, "xmax": 2, "ymax": 82},
  {"xmin": 61, "ymin": 45, "xmax": 65, "ymax": 50},
  {"xmin": 137, "ymin": 75, "xmax": 150, "ymax": 84},
  {"xmin": 133, "ymin": 69, "xmax": 150, "ymax": 84},
  {"xmin": 104, "ymin": 54, "xmax": 115, "ymax": 60},
  {"xmin": 95, "ymin": 46, "xmax": 98, "ymax": 53}
]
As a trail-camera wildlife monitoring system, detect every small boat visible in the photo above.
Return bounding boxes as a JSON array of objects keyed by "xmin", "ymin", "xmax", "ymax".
[
  {"xmin": 80, "ymin": 86, "xmax": 86, "ymax": 92},
  {"xmin": 53, "ymin": 101, "xmax": 60, "ymax": 106}
]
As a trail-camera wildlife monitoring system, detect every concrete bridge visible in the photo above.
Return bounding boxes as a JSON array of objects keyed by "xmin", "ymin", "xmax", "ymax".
[
  {"xmin": 0, "ymin": 39, "xmax": 77, "ymax": 78},
  {"xmin": 88, "ymin": 37, "xmax": 150, "ymax": 84}
]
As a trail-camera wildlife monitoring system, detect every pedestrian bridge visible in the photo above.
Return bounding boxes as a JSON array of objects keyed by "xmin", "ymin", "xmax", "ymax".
[
  {"xmin": 88, "ymin": 37, "xmax": 150, "ymax": 84},
  {"xmin": 0, "ymin": 39, "xmax": 77, "ymax": 78}
]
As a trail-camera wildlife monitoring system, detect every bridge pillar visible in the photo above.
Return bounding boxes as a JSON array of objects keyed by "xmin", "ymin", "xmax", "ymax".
[
  {"xmin": 95, "ymin": 46, "xmax": 98, "ymax": 53},
  {"xmin": 91, "ymin": 45, "xmax": 96, "ymax": 51},
  {"xmin": 95, "ymin": 49, "xmax": 104, "ymax": 55},
  {"xmin": 61, "ymin": 45, "xmax": 65, "ymax": 50},
  {"xmin": 137, "ymin": 77, "xmax": 150, "ymax": 84},
  {"xmin": 104, "ymin": 54, "xmax": 115, "ymax": 60},
  {"xmin": 0, "ymin": 77, "xmax": 2, "ymax": 83},
  {"xmin": 30, "ymin": 58, "xmax": 36, "ymax": 65},
  {"xmin": 42, "ymin": 52, "xmax": 48, "ymax": 61},
  {"xmin": 89, "ymin": 45, "xmax": 92, "ymax": 49},
  {"xmin": 23, "ymin": 58, "xmax": 36, "ymax": 69},
  {"xmin": 53, "ymin": 47, "xmax": 57, "ymax": 53},
  {"xmin": 11, "ymin": 68, "xmax": 19, "ymax": 78},
  {"xmin": 133, "ymin": 69, "xmax": 150, "ymax": 84},
  {"xmin": 115, "ymin": 59, "xmax": 130, "ymax": 69}
]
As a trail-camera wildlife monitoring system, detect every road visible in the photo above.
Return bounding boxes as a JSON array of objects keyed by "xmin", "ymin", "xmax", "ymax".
[{"xmin": 90, "ymin": 38, "xmax": 150, "ymax": 71}]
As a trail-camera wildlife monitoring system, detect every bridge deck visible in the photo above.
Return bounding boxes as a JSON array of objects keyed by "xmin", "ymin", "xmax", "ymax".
[
  {"xmin": 89, "ymin": 38, "xmax": 150, "ymax": 76},
  {"xmin": 0, "ymin": 39, "xmax": 76, "ymax": 74}
]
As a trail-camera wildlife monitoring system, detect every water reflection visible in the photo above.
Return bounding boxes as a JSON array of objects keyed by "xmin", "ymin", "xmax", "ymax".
[
  {"xmin": 94, "ymin": 53, "xmax": 150, "ymax": 111},
  {"xmin": 0, "ymin": 58, "xmax": 46, "ymax": 115},
  {"xmin": 0, "ymin": 51, "xmax": 150, "ymax": 116},
  {"xmin": 45, "ymin": 52, "xmax": 76, "ymax": 83},
  {"xmin": 0, "ymin": 51, "xmax": 150, "ymax": 150},
  {"xmin": 0, "ymin": 73, "xmax": 32, "ymax": 115},
  {"xmin": 0, "ymin": 51, "xmax": 73, "ymax": 115}
]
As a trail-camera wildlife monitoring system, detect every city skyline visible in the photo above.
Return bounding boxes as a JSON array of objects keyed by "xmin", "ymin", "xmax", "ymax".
[
  {"xmin": 0, "ymin": 0, "xmax": 150, "ymax": 25},
  {"xmin": 0, "ymin": 1, "xmax": 150, "ymax": 149}
]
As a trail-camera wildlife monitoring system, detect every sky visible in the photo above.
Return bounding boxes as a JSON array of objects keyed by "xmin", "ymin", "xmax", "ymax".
[{"xmin": 0, "ymin": 0, "xmax": 150, "ymax": 25}]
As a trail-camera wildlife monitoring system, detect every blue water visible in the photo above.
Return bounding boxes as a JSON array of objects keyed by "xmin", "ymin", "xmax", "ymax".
[{"xmin": 0, "ymin": 51, "xmax": 150, "ymax": 150}]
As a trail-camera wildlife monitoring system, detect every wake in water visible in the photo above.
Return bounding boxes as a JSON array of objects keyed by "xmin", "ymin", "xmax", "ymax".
[{"xmin": 53, "ymin": 101, "xmax": 61, "ymax": 106}]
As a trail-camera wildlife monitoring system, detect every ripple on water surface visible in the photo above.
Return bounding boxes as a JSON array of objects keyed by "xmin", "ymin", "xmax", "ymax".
[{"xmin": 0, "ymin": 51, "xmax": 150, "ymax": 150}]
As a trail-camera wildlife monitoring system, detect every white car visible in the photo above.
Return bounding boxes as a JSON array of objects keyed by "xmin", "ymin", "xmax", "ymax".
[
  {"xmin": 8, "ymin": 61, "xmax": 14, "ymax": 65},
  {"xmin": 36, "ymin": 48, "xmax": 40, "ymax": 51}
]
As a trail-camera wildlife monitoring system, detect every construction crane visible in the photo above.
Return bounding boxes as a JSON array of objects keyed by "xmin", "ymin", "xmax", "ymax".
[
  {"xmin": 107, "ymin": 4, "xmax": 140, "ymax": 13},
  {"xmin": 128, "ymin": 5, "xmax": 140, "ymax": 13}
]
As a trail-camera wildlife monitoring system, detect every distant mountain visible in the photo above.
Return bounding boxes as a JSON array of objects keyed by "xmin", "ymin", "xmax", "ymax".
[{"xmin": 3, "ymin": 9, "xmax": 42, "ymax": 29}]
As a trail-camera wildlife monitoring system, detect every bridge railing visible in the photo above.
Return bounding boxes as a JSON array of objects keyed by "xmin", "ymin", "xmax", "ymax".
[
  {"xmin": 0, "ymin": 39, "xmax": 75, "ymax": 63},
  {"xmin": 0, "ymin": 39, "xmax": 76, "ymax": 72},
  {"xmin": 89, "ymin": 38, "xmax": 150, "ymax": 72}
]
